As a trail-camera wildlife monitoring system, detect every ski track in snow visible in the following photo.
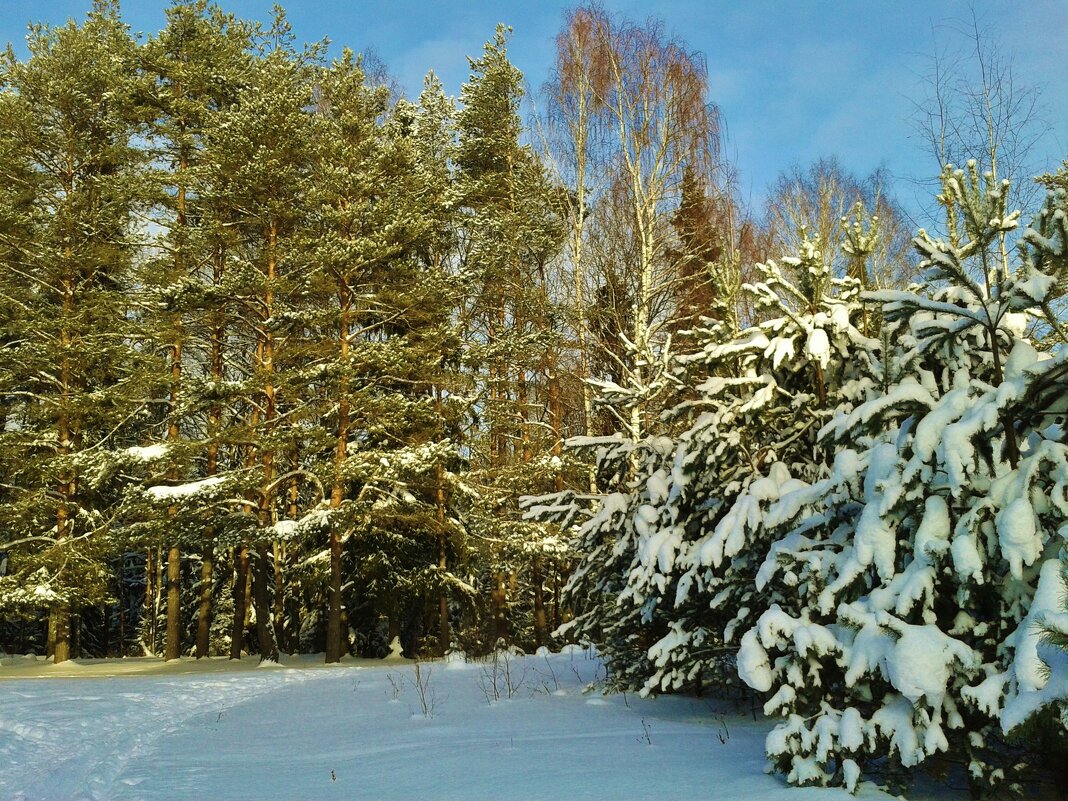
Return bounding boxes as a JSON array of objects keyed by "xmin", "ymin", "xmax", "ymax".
[
  {"xmin": 1, "ymin": 669, "xmax": 320, "ymax": 801},
  {"xmin": 0, "ymin": 651, "xmax": 911, "ymax": 801}
]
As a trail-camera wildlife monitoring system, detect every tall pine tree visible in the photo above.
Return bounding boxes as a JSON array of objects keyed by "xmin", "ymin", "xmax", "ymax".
[{"xmin": 0, "ymin": 1, "xmax": 148, "ymax": 662}]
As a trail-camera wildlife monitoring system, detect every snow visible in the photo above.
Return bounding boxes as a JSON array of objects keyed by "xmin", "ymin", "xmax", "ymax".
[
  {"xmin": 737, "ymin": 629, "xmax": 773, "ymax": 692},
  {"xmin": 146, "ymin": 476, "xmax": 225, "ymax": 501},
  {"xmin": 999, "ymin": 559, "xmax": 1068, "ymax": 731},
  {"xmin": 853, "ymin": 503, "xmax": 896, "ymax": 580},
  {"xmin": 269, "ymin": 519, "xmax": 300, "ymax": 538},
  {"xmin": 646, "ymin": 470, "xmax": 670, "ymax": 504},
  {"xmin": 125, "ymin": 444, "xmax": 169, "ymax": 462},
  {"xmin": 885, "ymin": 624, "xmax": 976, "ymax": 708},
  {"xmin": 769, "ymin": 334, "xmax": 795, "ymax": 369},
  {"xmin": 1013, "ymin": 270, "xmax": 1055, "ymax": 304},
  {"xmin": 949, "ymin": 533, "xmax": 983, "ymax": 583},
  {"xmin": 914, "ymin": 496, "xmax": 950, "ymax": 560},
  {"xmin": 911, "ymin": 387, "xmax": 972, "ymax": 465},
  {"xmin": 870, "ymin": 695, "xmax": 924, "ymax": 767},
  {"xmin": 995, "ymin": 496, "xmax": 1040, "ymax": 580},
  {"xmin": 806, "ymin": 327, "xmax": 831, "ymax": 368},
  {"xmin": 0, "ymin": 650, "xmax": 899, "ymax": 801},
  {"xmin": 822, "ymin": 379, "xmax": 935, "ymax": 441}
]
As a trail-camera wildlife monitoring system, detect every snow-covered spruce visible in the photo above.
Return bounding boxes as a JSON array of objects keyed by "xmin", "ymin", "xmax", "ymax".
[
  {"xmin": 527, "ymin": 430, "xmax": 674, "ymax": 691},
  {"xmin": 739, "ymin": 170, "xmax": 1068, "ymax": 793},
  {"xmin": 529, "ymin": 221, "xmax": 883, "ymax": 695},
  {"xmin": 636, "ymin": 231, "xmax": 881, "ymax": 699},
  {"xmin": 522, "ymin": 308, "xmax": 691, "ymax": 690}
]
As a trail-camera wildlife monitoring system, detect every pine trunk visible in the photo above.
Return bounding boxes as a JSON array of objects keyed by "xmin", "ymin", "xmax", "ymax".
[
  {"xmin": 164, "ymin": 545, "xmax": 181, "ymax": 660},
  {"xmin": 165, "ymin": 137, "xmax": 188, "ymax": 663},
  {"xmin": 50, "ymin": 604, "xmax": 70, "ymax": 664},
  {"xmin": 272, "ymin": 540, "xmax": 285, "ymax": 655},
  {"xmin": 196, "ymin": 250, "xmax": 226, "ymax": 658},
  {"xmin": 144, "ymin": 546, "xmax": 155, "ymax": 653},
  {"xmin": 228, "ymin": 546, "xmax": 248, "ymax": 660},
  {"xmin": 326, "ymin": 284, "xmax": 350, "ymax": 663},
  {"xmin": 434, "ymin": 385, "xmax": 449, "ymax": 656},
  {"xmin": 326, "ymin": 528, "xmax": 343, "ymax": 662},
  {"xmin": 248, "ymin": 221, "xmax": 281, "ymax": 664},
  {"xmin": 195, "ymin": 542, "xmax": 214, "ymax": 658},
  {"xmin": 253, "ymin": 543, "xmax": 278, "ymax": 662},
  {"xmin": 490, "ymin": 571, "xmax": 507, "ymax": 648},
  {"xmin": 532, "ymin": 558, "xmax": 547, "ymax": 648},
  {"xmin": 52, "ymin": 278, "xmax": 75, "ymax": 664}
]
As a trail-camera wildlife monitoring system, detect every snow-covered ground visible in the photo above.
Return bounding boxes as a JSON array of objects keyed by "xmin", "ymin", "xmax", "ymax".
[{"xmin": 1, "ymin": 647, "xmax": 930, "ymax": 801}]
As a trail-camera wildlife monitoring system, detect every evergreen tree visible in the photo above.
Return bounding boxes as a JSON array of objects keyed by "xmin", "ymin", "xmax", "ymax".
[
  {"xmin": 666, "ymin": 166, "xmax": 727, "ymax": 331},
  {"xmin": 299, "ymin": 52, "xmax": 468, "ymax": 661},
  {"xmin": 646, "ymin": 226, "xmax": 878, "ymax": 697},
  {"xmin": 533, "ymin": 224, "xmax": 878, "ymax": 692},
  {"xmin": 0, "ymin": 1, "xmax": 148, "ymax": 662},
  {"xmin": 455, "ymin": 26, "xmax": 568, "ymax": 650},
  {"xmin": 129, "ymin": 0, "xmax": 253, "ymax": 661},
  {"xmin": 199, "ymin": 10, "xmax": 319, "ymax": 662},
  {"xmin": 738, "ymin": 168, "xmax": 1068, "ymax": 793},
  {"xmin": 409, "ymin": 72, "xmax": 469, "ymax": 654}
]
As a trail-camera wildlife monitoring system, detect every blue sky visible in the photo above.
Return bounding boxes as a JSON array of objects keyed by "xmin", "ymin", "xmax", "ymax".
[{"xmin": 3, "ymin": 1, "xmax": 1066, "ymax": 222}]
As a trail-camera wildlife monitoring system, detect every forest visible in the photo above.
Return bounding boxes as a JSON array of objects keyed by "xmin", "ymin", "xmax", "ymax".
[{"xmin": 1, "ymin": 0, "xmax": 1067, "ymax": 796}]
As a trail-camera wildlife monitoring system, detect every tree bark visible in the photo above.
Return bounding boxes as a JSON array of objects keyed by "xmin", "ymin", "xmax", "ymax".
[
  {"xmin": 228, "ymin": 546, "xmax": 249, "ymax": 660},
  {"xmin": 272, "ymin": 540, "xmax": 286, "ymax": 655},
  {"xmin": 436, "ymin": 476, "xmax": 449, "ymax": 656},
  {"xmin": 434, "ymin": 385, "xmax": 450, "ymax": 656},
  {"xmin": 252, "ymin": 221, "xmax": 280, "ymax": 664},
  {"xmin": 490, "ymin": 570, "xmax": 507, "ymax": 648},
  {"xmin": 164, "ymin": 118, "xmax": 189, "ymax": 662},
  {"xmin": 197, "ymin": 240, "xmax": 226, "ymax": 658},
  {"xmin": 253, "ymin": 543, "xmax": 279, "ymax": 662},
  {"xmin": 326, "ymin": 283, "xmax": 350, "ymax": 664},
  {"xmin": 50, "ymin": 604, "xmax": 70, "ymax": 664},
  {"xmin": 195, "ymin": 541, "xmax": 214, "ymax": 658},
  {"xmin": 144, "ymin": 546, "xmax": 155, "ymax": 653},
  {"xmin": 326, "ymin": 527, "xmax": 343, "ymax": 662},
  {"xmin": 163, "ymin": 362, "xmax": 182, "ymax": 662},
  {"xmin": 532, "ymin": 558, "xmax": 547, "ymax": 648},
  {"xmin": 51, "ymin": 276, "xmax": 74, "ymax": 664},
  {"xmin": 164, "ymin": 545, "xmax": 181, "ymax": 660}
]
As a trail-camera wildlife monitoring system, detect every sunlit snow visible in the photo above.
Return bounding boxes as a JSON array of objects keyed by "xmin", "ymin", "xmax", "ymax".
[{"xmin": 0, "ymin": 649, "xmax": 907, "ymax": 801}]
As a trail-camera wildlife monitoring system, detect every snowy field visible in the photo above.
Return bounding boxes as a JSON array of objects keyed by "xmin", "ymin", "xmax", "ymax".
[{"xmin": 1, "ymin": 648, "xmax": 941, "ymax": 801}]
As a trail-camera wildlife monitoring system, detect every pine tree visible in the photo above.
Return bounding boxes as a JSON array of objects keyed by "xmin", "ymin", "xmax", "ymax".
[
  {"xmin": 0, "ymin": 1, "xmax": 148, "ymax": 662},
  {"xmin": 1026, "ymin": 180, "xmax": 1068, "ymax": 783},
  {"xmin": 179, "ymin": 11, "xmax": 260, "ymax": 659},
  {"xmin": 410, "ymin": 72, "xmax": 467, "ymax": 654},
  {"xmin": 129, "ymin": 0, "xmax": 253, "ymax": 661},
  {"xmin": 301, "ymin": 51, "xmax": 463, "ymax": 661},
  {"xmin": 0, "ymin": 47, "xmax": 39, "ymax": 649},
  {"xmin": 532, "ymin": 224, "xmax": 877, "ymax": 692},
  {"xmin": 645, "ymin": 227, "xmax": 878, "ymax": 696},
  {"xmin": 666, "ymin": 166, "xmax": 727, "ymax": 331},
  {"xmin": 198, "ymin": 10, "xmax": 320, "ymax": 662},
  {"xmin": 455, "ymin": 26, "xmax": 568, "ymax": 651}
]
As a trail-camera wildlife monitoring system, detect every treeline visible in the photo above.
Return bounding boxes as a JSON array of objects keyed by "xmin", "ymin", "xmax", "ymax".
[
  {"xmin": 0, "ymin": 0, "xmax": 558, "ymax": 663},
  {"xmin": 0, "ymin": 1, "xmax": 819, "ymax": 664}
]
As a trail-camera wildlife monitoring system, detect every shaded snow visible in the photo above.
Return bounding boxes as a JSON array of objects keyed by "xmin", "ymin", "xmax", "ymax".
[{"xmin": 1000, "ymin": 559, "xmax": 1068, "ymax": 731}]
